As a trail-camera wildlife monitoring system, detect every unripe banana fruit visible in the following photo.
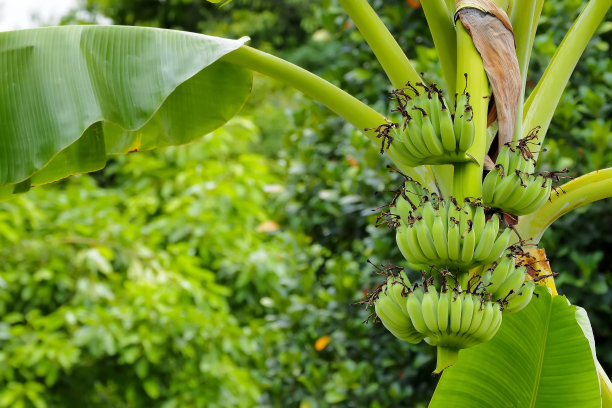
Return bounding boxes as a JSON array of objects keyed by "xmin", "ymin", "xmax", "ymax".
[
  {"xmin": 402, "ymin": 277, "xmax": 503, "ymax": 373},
  {"xmin": 371, "ymin": 80, "xmax": 476, "ymax": 166},
  {"xmin": 482, "ymin": 133, "xmax": 553, "ymax": 215},
  {"xmin": 476, "ymin": 252, "xmax": 534, "ymax": 314},
  {"xmin": 364, "ymin": 256, "xmax": 538, "ymax": 374},
  {"xmin": 394, "ymin": 195, "xmax": 512, "ymax": 271},
  {"xmin": 373, "ymin": 272, "xmax": 426, "ymax": 344}
]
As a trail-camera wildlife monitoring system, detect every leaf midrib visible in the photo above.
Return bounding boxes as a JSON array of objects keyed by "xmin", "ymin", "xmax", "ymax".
[{"xmin": 529, "ymin": 296, "xmax": 554, "ymax": 407}]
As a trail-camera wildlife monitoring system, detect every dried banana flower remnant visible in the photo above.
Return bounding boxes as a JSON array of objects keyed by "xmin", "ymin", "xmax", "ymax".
[{"xmin": 368, "ymin": 77, "xmax": 477, "ymax": 167}]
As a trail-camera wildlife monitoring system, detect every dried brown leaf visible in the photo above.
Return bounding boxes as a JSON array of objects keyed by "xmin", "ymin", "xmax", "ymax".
[
  {"xmin": 455, "ymin": 0, "xmax": 521, "ymax": 154},
  {"xmin": 524, "ymin": 248, "xmax": 558, "ymax": 296}
]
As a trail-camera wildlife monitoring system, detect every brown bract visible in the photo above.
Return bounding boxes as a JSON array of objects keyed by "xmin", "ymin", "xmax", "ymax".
[
  {"xmin": 524, "ymin": 248, "xmax": 558, "ymax": 296},
  {"xmin": 455, "ymin": 0, "xmax": 521, "ymax": 158}
]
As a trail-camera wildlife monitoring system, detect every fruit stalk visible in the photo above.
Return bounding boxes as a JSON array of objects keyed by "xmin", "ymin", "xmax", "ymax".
[
  {"xmin": 452, "ymin": 17, "xmax": 489, "ymax": 201},
  {"xmin": 435, "ymin": 347, "xmax": 460, "ymax": 373}
]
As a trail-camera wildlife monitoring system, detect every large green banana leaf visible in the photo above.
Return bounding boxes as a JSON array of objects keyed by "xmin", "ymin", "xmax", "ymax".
[
  {"xmin": 0, "ymin": 26, "xmax": 251, "ymax": 196},
  {"xmin": 430, "ymin": 287, "xmax": 601, "ymax": 407}
]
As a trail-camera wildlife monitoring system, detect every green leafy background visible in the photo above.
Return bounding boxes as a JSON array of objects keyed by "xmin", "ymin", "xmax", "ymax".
[{"xmin": 0, "ymin": 0, "xmax": 610, "ymax": 406}]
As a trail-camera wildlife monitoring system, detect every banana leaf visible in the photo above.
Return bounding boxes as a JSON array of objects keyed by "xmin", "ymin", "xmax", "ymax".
[
  {"xmin": 430, "ymin": 286, "xmax": 601, "ymax": 407},
  {"xmin": 0, "ymin": 26, "xmax": 251, "ymax": 196}
]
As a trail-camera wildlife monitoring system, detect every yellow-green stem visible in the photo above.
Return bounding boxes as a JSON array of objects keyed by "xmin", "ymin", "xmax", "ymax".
[
  {"xmin": 516, "ymin": 168, "xmax": 612, "ymax": 242},
  {"xmin": 420, "ymin": 0, "xmax": 457, "ymax": 95},
  {"xmin": 338, "ymin": 0, "xmax": 452, "ymax": 195},
  {"xmin": 221, "ymin": 46, "xmax": 437, "ymax": 188},
  {"xmin": 435, "ymin": 347, "xmax": 460, "ymax": 373},
  {"xmin": 523, "ymin": 0, "xmax": 612, "ymax": 159},
  {"xmin": 452, "ymin": 21, "xmax": 489, "ymax": 201},
  {"xmin": 337, "ymin": 0, "xmax": 420, "ymax": 89}
]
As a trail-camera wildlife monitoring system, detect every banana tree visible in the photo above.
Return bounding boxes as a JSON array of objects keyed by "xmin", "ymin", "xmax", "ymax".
[{"xmin": 0, "ymin": 0, "xmax": 611, "ymax": 405}]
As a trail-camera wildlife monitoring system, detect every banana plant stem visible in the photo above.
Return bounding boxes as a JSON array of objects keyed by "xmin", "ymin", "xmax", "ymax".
[
  {"xmin": 516, "ymin": 168, "xmax": 612, "ymax": 242},
  {"xmin": 337, "ymin": 0, "xmax": 421, "ymax": 89},
  {"xmin": 435, "ymin": 347, "xmax": 459, "ymax": 374},
  {"xmin": 522, "ymin": 0, "xmax": 612, "ymax": 158},
  {"xmin": 420, "ymin": 0, "xmax": 457, "ymax": 95},
  {"xmin": 221, "ymin": 46, "xmax": 436, "ymax": 189},
  {"xmin": 509, "ymin": 0, "xmax": 543, "ymax": 141},
  {"xmin": 452, "ymin": 20, "xmax": 489, "ymax": 201}
]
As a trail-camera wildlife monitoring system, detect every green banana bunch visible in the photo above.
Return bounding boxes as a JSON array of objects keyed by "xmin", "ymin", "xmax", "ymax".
[
  {"xmin": 380, "ymin": 81, "xmax": 475, "ymax": 166},
  {"xmin": 404, "ymin": 277, "xmax": 503, "ymax": 373},
  {"xmin": 373, "ymin": 272, "xmax": 426, "ymax": 344},
  {"xmin": 394, "ymin": 196, "xmax": 512, "ymax": 271},
  {"xmin": 475, "ymin": 253, "xmax": 535, "ymax": 314},
  {"xmin": 482, "ymin": 143, "xmax": 552, "ymax": 215}
]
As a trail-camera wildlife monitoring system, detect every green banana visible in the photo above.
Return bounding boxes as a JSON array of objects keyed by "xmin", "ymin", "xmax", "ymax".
[
  {"xmin": 412, "ymin": 284, "xmax": 425, "ymax": 303},
  {"xmin": 502, "ymin": 174, "xmax": 539, "ymax": 213},
  {"xmin": 520, "ymin": 178, "xmax": 552, "ymax": 214},
  {"xmin": 486, "ymin": 255, "xmax": 515, "ymax": 294},
  {"xmin": 492, "ymin": 172, "xmax": 521, "ymax": 203},
  {"xmin": 481, "ymin": 304, "xmax": 503, "ymax": 342},
  {"xmin": 386, "ymin": 272, "xmax": 411, "ymax": 309},
  {"xmin": 437, "ymin": 290, "xmax": 451, "ymax": 332},
  {"xmin": 490, "ymin": 213, "xmax": 500, "ymax": 238},
  {"xmin": 393, "ymin": 196, "xmax": 414, "ymax": 221},
  {"xmin": 428, "ymin": 94, "xmax": 441, "ymax": 136},
  {"xmin": 504, "ymin": 280, "xmax": 535, "ymax": 314},
  {"xmin": 421, "ymin": 201, "xmax": 436, "ymax": 230},
  {"xmin": 421, "ymin": 114, "xmax": 445, "ymax": 156},
  {"xmin": 482, "ymin": 168, "xmax": 501, "ymax": 204},
  {"xmin": 495, "ymin": 145, "xmax": 511, "ymax": 174},
  {"xmin": 447, "ymin": 222, "xmax": 461, "ymax": 262},
  {"xmin": 459, "ymin": 292, "xmax": 475, "ymax": 335},
  {"xmin": 439, "ymin": 200, "xmax": 449, "ymax": 232},
  {"xmin": 485, "ymin": 228, "xmax": 512, "ymax": 264},
  {"xmin": 407, "ymin": 118, "xmax": 431, "ymax": 157},
  {"xmin": 407, "ymin": 293, "xmax": 429, "ymax": 333},
  {"xmin": 449, "ymin": 290, "xmax": 463, "ymax": 333},
  {"xmin": 465, "ymin": 295, "xmax": 484, "ymax": 336},
  {"xmin": 492, "ymin": 266, "xmax": 527, "ymax": 301},
  {"xmin": 454, "ymin": 93, "xmax": 468, "ymax": 138},
  {"xmin": 439, "ymin": 106, "xmax": 456, "ymax": 152},
  {"xmin": 472, "ymin": 301, "xmax": 495, "ymax": 340},
  {"xmin": 399, "ymin": 124, "xmax": 428, "ymax": 159},
  {"xmin": 421, "ymin": 289, "xmax": 440, "ymax": 333},
  {"xmin": 472, "ymin": 219, "xmax": 496, "ymax": 261},
  {"xmin": 472, "ymin": 206, "xmax": 486, "ymax": 241},
  {"xmin": 458, "ymin": 115, "xmax": 475, "ymax": 152},
  {"xmin": 432, "ymin": 215, "xmax": 449, "ymax": 260},
  {"xmin": 507, "ymin": 148, "xmax": 522, "ymax": 174},
  {"xmin": 414, "ymin": 218, "xmax": 438, "ymax": 260},
  {"xmin": 396, "ymin": 227, "xmax": 429, "ymax": 264},
  {"xmin": 460, "ymin": 228, "xmax": 476, "ymax": 264}
]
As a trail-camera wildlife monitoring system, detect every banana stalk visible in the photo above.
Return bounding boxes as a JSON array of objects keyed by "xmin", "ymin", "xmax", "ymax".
[{"xmin": 452, "ymin": 12, "xmax": 489, "ymax": 202}]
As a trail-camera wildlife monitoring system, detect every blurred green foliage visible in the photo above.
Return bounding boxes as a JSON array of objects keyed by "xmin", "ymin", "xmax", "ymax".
[{"xmin": 2, "ymin": 0, "xmax": 610, "ymax": 406}]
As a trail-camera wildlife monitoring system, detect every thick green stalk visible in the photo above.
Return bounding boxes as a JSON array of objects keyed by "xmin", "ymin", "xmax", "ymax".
[
  {"xmin": 516, "ymin": 168, "xmax": 612, "ymax": 242},
  {"xmin": 431, "ymin": 165, "xmax": 454, "ymax": 198},
  {"xmin": 337, "ymin": 0, "xmax": 450, "ymax": 194},
  {"xmin": 337, "ymin": 0, "xmax": 420, "ymax": 89},
  {"xmin": 452, "ymin": 22, "xmax": 489, "ymax": 201},
  {"xmin": 510, "ymin": 0, "xmax": 544, "ymax": 140},
  {"xmin": 510, "ymin": 0, "xmax": 543, "ymax": 81},
  {"xmin": 445, "ymin": 0, "xmax": 455, "ymax": 13},
  {"xmin": 522, "ymin": 0, "xmax": 612, "ymax": 157},
  {"xmin": 435, "ymin": 347, "xmax": 459, "ymax": 374},
  {"xmin": 221, "ymin": 46, "xmax": 437, "ymax": 188},
  {"xmin": 420, "ymin": 0, "xmax": 457, "ymax": 95}
]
